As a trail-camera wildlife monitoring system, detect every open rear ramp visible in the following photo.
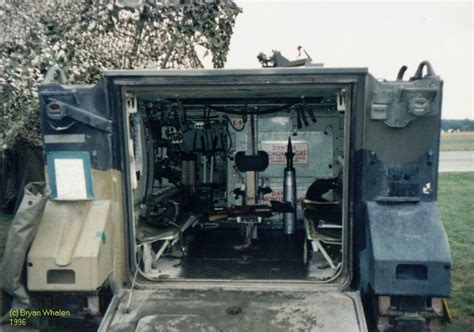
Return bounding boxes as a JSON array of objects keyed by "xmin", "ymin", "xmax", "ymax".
[{"xmin": 100, "ymin": 289, "xmax": 367, "ymax": 331}]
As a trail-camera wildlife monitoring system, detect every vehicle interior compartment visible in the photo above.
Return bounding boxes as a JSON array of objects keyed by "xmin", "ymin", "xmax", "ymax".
[{"xmin": 126, "ymin": 85, "xmax": 349, "ymax": 283}]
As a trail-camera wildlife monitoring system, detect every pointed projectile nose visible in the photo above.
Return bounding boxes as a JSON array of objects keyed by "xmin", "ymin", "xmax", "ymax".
[
  {"xmin": 287, "ymin": 136, "xmax": 293, "ymax": 155},
  {"xmin": 285, "ymin": 136, "xmax": 295, "ymax": 169}
]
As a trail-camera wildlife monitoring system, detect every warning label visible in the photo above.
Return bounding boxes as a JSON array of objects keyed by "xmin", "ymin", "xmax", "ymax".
[
  {"xmin": 261, "ymin": 141, "xmax": 309, "ymax": 165},
  {"xmin": 262, "ymin": 188, "xmax": 283, "ymax": 205}
]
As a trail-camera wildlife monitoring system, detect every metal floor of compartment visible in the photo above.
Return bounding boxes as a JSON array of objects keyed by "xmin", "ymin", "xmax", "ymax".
[{"xmin": 152, "ymin": 228, "xmax": 336, "ymax": 280}]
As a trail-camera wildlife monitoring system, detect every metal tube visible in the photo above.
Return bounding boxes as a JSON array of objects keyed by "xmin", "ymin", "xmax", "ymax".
[
  {"xmin": 209, "ymin": 156, "xmax": 214, "ymax": 183},
  {"xmin": 283, "ymin": 169, "xmax": 297, "ymax": 234},
  {"xmin": 283, "ymin": 136, "xmax": 297, "ymax": 235},
  {"xmin": 202, "ymin": 155, "xmax": 207, "ymax": 183},
  {"xmin": 246, "ymin": 114, "xmax": 257, "ymax": 205}
]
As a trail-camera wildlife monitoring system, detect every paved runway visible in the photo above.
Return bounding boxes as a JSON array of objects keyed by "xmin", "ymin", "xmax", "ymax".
[{"xmin": 439, "ymin": 150, "xmax": 474, "ymax": 172}]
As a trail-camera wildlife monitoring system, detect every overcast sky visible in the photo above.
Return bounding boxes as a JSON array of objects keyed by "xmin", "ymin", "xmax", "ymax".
[{"xmin": 222, "ymin": 1, "xmax": 473, "ymax": 119}]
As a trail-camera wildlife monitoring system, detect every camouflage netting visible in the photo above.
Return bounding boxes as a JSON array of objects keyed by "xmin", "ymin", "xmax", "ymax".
[{"xmin": 0, "ymin": 0, "xmax": 240, "ymax": 148}]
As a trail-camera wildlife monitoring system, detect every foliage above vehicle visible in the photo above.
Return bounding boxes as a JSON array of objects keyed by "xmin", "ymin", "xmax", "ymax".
[{"xmin": 0, "ymin": 0, "xmax": 240, "ymax": 148}]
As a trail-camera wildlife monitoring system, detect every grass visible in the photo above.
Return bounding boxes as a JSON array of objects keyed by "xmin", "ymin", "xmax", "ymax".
[
  {"xmin": 0, "ymin": 174, "xmax": 473, "ymax": 329},
  {"xmin": 438, "ymin": 172, "xmax": 474, "ymax": 330},
  {"xmin": 441, "ymin": 132, "xmax": 474, "ymax": 151}
]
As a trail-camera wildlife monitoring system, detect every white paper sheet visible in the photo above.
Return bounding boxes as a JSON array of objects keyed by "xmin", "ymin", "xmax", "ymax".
[{"xmin": 54, "ymin": 158, "xmax": 88, "ymax": 200}]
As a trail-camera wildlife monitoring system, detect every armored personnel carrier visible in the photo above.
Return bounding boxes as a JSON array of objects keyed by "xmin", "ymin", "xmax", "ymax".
[{"xmin": 24, "ymin": 61, "xmax": 450, "ymax": 331}]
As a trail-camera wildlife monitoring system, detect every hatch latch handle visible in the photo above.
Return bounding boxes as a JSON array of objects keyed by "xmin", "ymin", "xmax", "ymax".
[{"xmin": 46, "ymin": 98, "xmax": 112, "ymax": 133}]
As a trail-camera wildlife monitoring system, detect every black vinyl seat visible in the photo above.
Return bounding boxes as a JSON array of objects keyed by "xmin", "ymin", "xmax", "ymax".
[
  {"xmin": 301, "ymin": 178, "xmax": 342, "ymax": 270},
  {"xmin": 214, "ymin": 150, "xmax": 275, "ymax": 222},
  {"xmin": 302, "ymin": 178, "xmax": 342, "ymax": 234}
]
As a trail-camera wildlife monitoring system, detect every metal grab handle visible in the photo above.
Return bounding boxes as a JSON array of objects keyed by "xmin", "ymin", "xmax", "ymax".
[
  {"xmin": 410, "ymin": 61, "xmax": 436, "ymax": 81},
  {"xmin": 396, "ymin": 65, "xmax": 408, "ymax": 81}
]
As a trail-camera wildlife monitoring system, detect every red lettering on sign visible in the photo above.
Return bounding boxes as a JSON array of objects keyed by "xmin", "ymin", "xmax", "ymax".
[
  {"xmin": 261, "ymin": 142, "xmax": 309, "ymax": 165},
  {"xmin": 262, "ymin": 188, "xmax": 283, "ymax": 205}
]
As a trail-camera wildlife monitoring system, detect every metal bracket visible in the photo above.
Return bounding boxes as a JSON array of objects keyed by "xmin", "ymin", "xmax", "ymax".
[
  {"xmin": 336, "ymin": 89, "xmax": 347, "ymax": 112},
  {"xmin": 126, "ymin": 93, "xmax": 138, "ymax": 114},
  {"xmin": 44, "ymin": 65, "xmax": 67, "ymax": 84}
]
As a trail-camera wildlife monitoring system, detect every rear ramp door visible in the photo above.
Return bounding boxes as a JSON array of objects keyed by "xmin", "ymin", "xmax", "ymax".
[{"xmin": 99, "ymin": 289, "xmax": 367, "ymax": 331}]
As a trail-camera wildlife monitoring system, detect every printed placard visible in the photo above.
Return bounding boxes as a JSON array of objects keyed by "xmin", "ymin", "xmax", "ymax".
[
  {"xmin": 261, "ymin": 141, "xmax": 309, "ymax": 165},
  {"xmin": 54, "ymin": 159, "xmax": 88, "ymax": 200},
  {"xmin": 47, "ymin": 151, "xmax": 94, "ymax": 201},
  {"xmin": 262, "ymin": 187, "xmax": 284, "ymax": 206}
]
